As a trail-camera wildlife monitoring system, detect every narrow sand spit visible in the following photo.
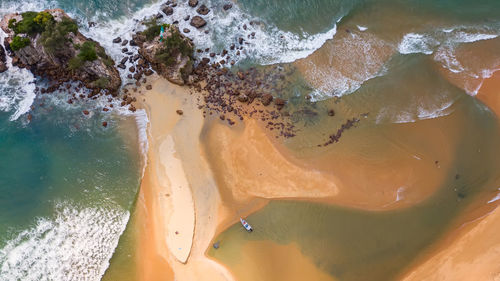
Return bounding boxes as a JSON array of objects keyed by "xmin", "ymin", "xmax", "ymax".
[
  {"xmin": 134, "ymin": 76, "xmax": 235, "ymax": 281},
  {"xmin": 159, "ymin": 135, "xmax": 195, "ymax": 263}
]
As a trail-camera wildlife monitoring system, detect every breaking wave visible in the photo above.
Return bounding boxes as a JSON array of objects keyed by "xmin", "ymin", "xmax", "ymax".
[{"xmin": 0, "ymin": 202, "xmax": 129, "ymax": 281}]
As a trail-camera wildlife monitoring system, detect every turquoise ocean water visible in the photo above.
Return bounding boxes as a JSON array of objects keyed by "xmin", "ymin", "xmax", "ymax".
[{"xmin": 1, "ymin": 0, "xmax": 500, "ymax": 280}]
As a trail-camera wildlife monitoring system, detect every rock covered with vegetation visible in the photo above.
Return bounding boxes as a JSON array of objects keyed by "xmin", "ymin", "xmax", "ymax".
[
  {"xmin": 133, "ymin": 19, "xmax": 194, "ymax": 85},
  {"xmin": 0, "ymin": 9, "xmax": 121, "ymax": 95}
]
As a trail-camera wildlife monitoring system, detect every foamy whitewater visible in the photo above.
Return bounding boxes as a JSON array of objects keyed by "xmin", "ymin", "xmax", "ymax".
[{"xmin": 0, "ymin": 202, "xmax": 129, "ymax": 281}]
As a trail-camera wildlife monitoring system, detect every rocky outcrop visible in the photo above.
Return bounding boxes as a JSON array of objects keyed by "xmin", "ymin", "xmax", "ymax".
[
  {"xmin": 0, "ymin": 9, "xmax": 121, "ymax": 95},
  {"xmin": 0, "ymin": 44, "xmax": 6, "ymax": 73},
  {"xmin": 133, "ymin": 25, "xmax": 193, "ymax": 85}
]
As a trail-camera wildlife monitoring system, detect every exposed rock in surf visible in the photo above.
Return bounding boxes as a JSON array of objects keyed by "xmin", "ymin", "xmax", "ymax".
[
  {"xmin": 196, "ymin": 4, "xmax": 210, "ymax": 15},
  {"xmin": 190, "ymin": 16, "xmax": 207, "ymax": 28},
  {"xmin": 112, "ymin": 37, "xmax": 121, "ymax": 43},
  {"xmin": 162, "ymin": 5, "xmax": 174, "ymax": 16},
  {"xmin": 188, "ymin": 0, "xmax": 198, "ymax": 7},
  {"xmin": 1, "ymin": 9, "xmax": 121, "ymax": 94},
  {"xmin": 223, "ymin": 3, "xmax": 233, "ymax": 11}
]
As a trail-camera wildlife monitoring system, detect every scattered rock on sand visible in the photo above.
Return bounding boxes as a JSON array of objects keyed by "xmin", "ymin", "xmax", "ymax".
[
  {"xmin": 190, "ymin": 16, "xmax": 207, "ymax": 28},
  {"xmin": 237, "ymin": 94, "xmax": 248, "ymax": 103},
  {"xmin": 176, "ymin": 109, "xmax": 184, "ymax": 115},
  {"xmin": 146, "ymin": 85, "xmax": 152, "ymax": 90},
  {"xmin": 261, "ymin": 93, "xmax": 273, "ymax": 106},
  {"xmin": 328, "ymin": 109, "xmax": 335, "ymax": 116}
]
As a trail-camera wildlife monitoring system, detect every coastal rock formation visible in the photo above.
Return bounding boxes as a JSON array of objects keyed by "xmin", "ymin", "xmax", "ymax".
[
  {"xmin": 133, "ymin": 23, "xmax": 193, "ymax": 85},
  {"xmin": 0, "ymin": 9, "xmax": 121, "ymax": 95},
  {"xmin": 0, "ymin": 44, "xmax": 7, "ymax": 73}
]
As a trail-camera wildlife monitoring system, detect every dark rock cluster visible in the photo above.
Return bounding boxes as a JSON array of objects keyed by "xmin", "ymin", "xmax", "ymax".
[{"xmin": 0, "ymin": 44, "xmax": 6, "ymax": 73}]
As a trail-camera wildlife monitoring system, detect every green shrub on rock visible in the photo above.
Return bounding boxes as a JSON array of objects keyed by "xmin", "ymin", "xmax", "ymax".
[
  {"xmin": 92, "ymin": 77, "xmax": 110, "ymax": 88},
  {"xmin": 78, "ymin": 41, "xmax": 97, "ymax": 61},
  {"xmin": 10, "ymin": 36, "xmax": 31, "ymax": 51},
  {"xmin": 68, "ymin": 57, "xmax": 84, "ymax": 70},
  {"xmin": 11, "ymin": 11, "xmax": 48, "ymax": 35},
  {"xmin": 33, "ymin": 12, "xmax": 54, "ymax": 29}
]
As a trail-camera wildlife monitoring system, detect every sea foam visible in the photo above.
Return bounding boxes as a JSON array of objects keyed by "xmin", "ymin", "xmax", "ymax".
[{"xmin": 0, "ymin": 202, "xmax": 129, "ymax": 281}]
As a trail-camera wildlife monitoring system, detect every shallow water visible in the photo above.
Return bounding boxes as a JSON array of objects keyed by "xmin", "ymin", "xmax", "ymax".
[{"xmin": 210, "ymin": 93, "xmax": 500, "ymax": 280}]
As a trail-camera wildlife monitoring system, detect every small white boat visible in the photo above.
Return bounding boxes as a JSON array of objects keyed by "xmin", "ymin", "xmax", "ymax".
[{"xmin": 240, "ymin": 218, "xmax": 253, "ymax": 232}]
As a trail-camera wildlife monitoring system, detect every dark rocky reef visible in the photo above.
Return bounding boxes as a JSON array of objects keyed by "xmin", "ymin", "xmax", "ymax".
[
  {"xmin": 133, "ymin": 21, "xmax": 194, "ymax": 85},
  {"xmin": 1, "ymin": 9, "xmax": 121, "ymax": 95}
]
